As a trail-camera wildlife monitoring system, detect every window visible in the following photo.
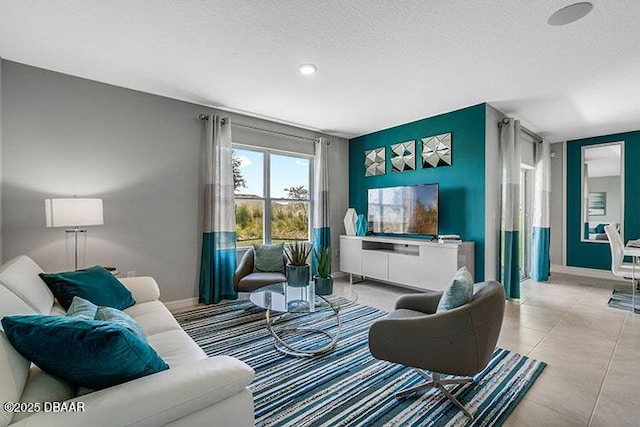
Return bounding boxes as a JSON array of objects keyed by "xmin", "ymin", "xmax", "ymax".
[{"xmin": 233, "ymin": 147, "xmax": 311, "ymax": 247}]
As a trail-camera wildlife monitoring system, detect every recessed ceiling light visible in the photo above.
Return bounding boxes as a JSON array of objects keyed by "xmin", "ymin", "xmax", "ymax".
[
  {"xmin": 548, "ymin": 2, "xmax": 593, "ymax": 26},
  {"xmin": 298, "ymin": 64, "xmax": 318, "ymax": 75}
]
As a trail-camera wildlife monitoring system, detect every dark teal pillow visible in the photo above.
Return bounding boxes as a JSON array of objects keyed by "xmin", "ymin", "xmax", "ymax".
[
  {"xmin": 436, "ymin": 267, "xmax": 474, "ymax": 312},
  {"xmin": 1, "ymin": 315, "xmax": 168, "ymax": 390},
  {"xmin": 253, "ymin": 243, "xmax": 285, "ymax": 273},
  {"xmin": 595, "ymin": 224, "xmax": 606, "ymax": 234},
  {"xmin": 40, "ymin": 266, "xmax": 135, "ymax": 310}
]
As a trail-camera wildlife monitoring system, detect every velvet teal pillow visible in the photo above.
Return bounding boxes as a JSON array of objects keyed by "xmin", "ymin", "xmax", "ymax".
[
  {"xmin": 1, "ymin": 315, "xmax": 168, "ymax": 390},
  {"xmin": 95, "ymin": 306, "xmax": 147, "ymax": 342},
  {"xmin": 436, "ymin": 267, "xmax": 474, "ymax": 312},
  {"xmin": 253, "ymin": 243, "xmax": 285, "ymax": 273},
  {"xmin": 39, "ymin": 265, "xmax": 135, "ymax": 310}
]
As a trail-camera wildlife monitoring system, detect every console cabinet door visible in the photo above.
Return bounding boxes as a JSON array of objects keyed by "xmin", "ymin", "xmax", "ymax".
[
  {"xmin": 419, "ymin": 246, "xmax": 458, "ymax": 291},
  {"xmin": 388, "ymin": 253, "xmax": 421, "ymax": 287},
  {"xmin": 340, "ymin": 238, "xmax": 362, "ymax": 275},
  {"xmin": 362, "ymin": 250, "xmax": 388, "ymax": 281}
]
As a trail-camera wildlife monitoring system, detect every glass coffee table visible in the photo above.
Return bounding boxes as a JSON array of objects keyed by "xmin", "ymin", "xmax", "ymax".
[{"xmin": 249, "ymin": 282, "xmax": 341, "ymax": 357}]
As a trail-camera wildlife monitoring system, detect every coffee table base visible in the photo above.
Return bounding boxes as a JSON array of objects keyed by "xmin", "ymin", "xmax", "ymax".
[{"xmin": 265, "ymin": 297, "xmax": 341, "ymax": 357}]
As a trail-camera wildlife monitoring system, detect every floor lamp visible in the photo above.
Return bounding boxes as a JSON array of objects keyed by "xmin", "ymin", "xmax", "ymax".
[{"xmin": 45, "ymin": 198, "xmax": 104, "ymax": 270}]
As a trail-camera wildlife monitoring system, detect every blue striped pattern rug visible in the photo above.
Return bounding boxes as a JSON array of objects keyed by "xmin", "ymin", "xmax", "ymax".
[{"xmin": 175, "ymin": 298, "xmax": 545, "ymax": 426}]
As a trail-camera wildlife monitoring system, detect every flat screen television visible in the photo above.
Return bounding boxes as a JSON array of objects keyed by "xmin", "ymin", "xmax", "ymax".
[{"xmin": 367, "ymin": 184, "xmax": 438, "ymax": 236}]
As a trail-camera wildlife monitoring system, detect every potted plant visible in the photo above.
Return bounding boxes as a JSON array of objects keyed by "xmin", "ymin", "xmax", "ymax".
[
  {"xmin": 314, "ymin": 247, "xmax": 333, "ymax": 295},
  {"xmin": 285, "ymin": 241, "xmax": 311, "ymax": 287}
]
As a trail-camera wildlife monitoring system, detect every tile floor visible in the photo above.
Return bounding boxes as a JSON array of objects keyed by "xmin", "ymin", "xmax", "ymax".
[{"xmin": 331, "ymin": 273, "xmax": 640, "ymax": 427}]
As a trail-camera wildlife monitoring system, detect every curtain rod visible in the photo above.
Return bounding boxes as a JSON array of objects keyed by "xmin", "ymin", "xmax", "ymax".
[
  {"xmin": 198, "ymin": 114, "xmax": 320, "ymax": 143},
  {"xmin": 498, "ymin": 118, "xmax": 542, "ymax": 143}
]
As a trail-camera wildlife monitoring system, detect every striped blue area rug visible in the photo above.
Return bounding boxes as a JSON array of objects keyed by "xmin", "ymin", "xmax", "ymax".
[{"xmin": 175, "ymin": 298, "xmax": 545, "ymax": 426}]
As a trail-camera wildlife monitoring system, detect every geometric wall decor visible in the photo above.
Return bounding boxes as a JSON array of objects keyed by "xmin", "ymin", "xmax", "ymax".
[
  {"xmin": 364, "ymin": 147, "xmax": 386, "ymax": 177},
  {"xmin": 390, "ymin": 140, "xmax": 416, "ymax": 173},
  {"xmin": 343, "ymin": 208, "xmax": 358, "ymax": 235},
  {"xmin": 421, "ymin": 132, "xmax": 452, "ymax": 168}
]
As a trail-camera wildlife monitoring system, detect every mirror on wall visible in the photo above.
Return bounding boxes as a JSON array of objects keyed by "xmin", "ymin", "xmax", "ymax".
[{"xmin": 581, "ymin": 142, "xmax": 624, "ymax": 243}]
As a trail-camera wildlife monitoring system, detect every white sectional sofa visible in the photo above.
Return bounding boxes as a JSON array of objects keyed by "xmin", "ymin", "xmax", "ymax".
[{"xmin": 0, "ymin": 255, "xmax": 255, "ymax": 427}]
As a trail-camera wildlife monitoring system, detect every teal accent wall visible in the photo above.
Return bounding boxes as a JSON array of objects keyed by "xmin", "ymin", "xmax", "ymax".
[
  {"xmin": 567, "ymin": 130, "xmax": 640, "ymax": 270},
  {"xmin": 348, "ymin": 104, "xmax": 486, "ymax": 280}
]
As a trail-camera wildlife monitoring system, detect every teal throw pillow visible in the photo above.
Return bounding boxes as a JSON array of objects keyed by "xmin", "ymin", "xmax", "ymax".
[
  {"xmin": 66, "ymin": 296, "xmax": 98, "ymax": 319},
  {"xmin": 96, "ymin": 306, "xmax": 147, "ymax": 342},
  {"xmin": 436, "ymin": 266, "xmax": 474, "ymax": 312},
  {"xmin": 1, "ymin": 315, "xmax": 168, "ymax": 391},
  {"xmin": 595, "ymin": 224, "xmax": 606, "ymax": 234},
  {"xmin": 40, "ymin": 265, "xmax": 135, "ymax": 310},
  {"xmin": 66, "ymin": 296, "xmax": 147, "ymax": 342},
  {"xmin": 253, "ymin": 243, "xmax": 285, "ymax": 273}
]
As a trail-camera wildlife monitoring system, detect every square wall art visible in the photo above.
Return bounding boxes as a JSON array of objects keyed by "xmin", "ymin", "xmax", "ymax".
[
  {"xmin": 422, "ymin": 132, "xmax": 452, "ymax": 168},
  {"xmin": 390, "ymin": 140, "xmax": 416, "ymax": 172},
  {"xmin": 364, "ymin": 147, "xmax": 386, "ymax": 177}
]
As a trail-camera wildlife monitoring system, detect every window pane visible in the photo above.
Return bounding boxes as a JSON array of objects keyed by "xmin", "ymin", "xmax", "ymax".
[
  {"xmin": 271, "ymin": 201, "xmax": 309, "ymax": 243},
  {"xmin": 235, "ymin": 200, "xmax": 264, "ymax": 247},
  {"xmin": 233, "ymin": 149, "xmax": 263, "ymax": 197},
  {"xmin": 270, "ymin": 154, "xmax": 309, "ymax": 199}
]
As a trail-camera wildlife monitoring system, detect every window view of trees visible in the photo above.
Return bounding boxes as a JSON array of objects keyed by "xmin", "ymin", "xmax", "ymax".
[{"xmin": 233, "ymin": 148, "xmax": 310, "ymax": 247}]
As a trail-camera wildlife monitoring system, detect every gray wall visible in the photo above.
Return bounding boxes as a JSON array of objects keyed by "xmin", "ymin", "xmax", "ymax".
[
  {"xmin": 1, "ymin": 61, "xmax": 349, "ymax": 303},
  {"xmin": 550, "ymin": 142, "xmax": 564, "ymax": 265},
  {"xmin": 0, "ymin": 58, "xmax": 3, "ymax": 261}
]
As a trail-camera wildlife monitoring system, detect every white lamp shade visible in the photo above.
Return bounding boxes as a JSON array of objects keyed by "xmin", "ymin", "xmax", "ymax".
[{"xmin": 45, "ymin": 198, "xmax": 104, "ymax": 228}]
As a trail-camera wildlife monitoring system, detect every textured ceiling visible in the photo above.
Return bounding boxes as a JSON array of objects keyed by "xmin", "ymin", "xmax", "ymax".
[{"xmin": 1, "ymin": 1, "xmax": 639, "ymax": 141}]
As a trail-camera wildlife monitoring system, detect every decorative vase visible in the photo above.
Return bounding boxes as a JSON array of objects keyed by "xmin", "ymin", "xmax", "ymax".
[
  {"xmin": 355, "ymin": 214, "xmax": 368, "ymax": 236},
  {"xmin": 314, "ymin": 276, "xmax": 334, "ymax": 296},
  {"xmin": 343, "ymin": 208, "xmax": 357, "ymax": 236},
  {"xmin": 286, "ymin": 264, "xmax": 310, "ymax": 288}
]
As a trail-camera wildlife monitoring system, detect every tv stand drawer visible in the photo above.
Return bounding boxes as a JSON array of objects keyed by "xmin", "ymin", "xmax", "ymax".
[{"xmin": 362, "ymin": 250, "xmax": 388, "ymax": 281}]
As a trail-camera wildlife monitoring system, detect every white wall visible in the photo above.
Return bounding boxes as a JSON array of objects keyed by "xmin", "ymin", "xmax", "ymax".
[
  {"xmin": 549, "ymin": 141, "xmax": 565, "ymax": 265},
  {"xmin": 0, "ymin": 58, "xmax": 3, "ymax": 261},
  {"xmin": 484, "ymin": 104, "xmax": 507, "ymax": 281},
  {"xmin": 1, "ymin": 61, "xmax": 349, "ymax": 302}
]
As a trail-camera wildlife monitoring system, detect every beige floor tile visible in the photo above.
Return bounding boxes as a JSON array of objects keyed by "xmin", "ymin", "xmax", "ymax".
[
  {"xmin": 590, "ymin": 395, "xmax": 640, "ymax": 427},
  {"xmin": 523, "ymin": 372, "xmax": 600, "ymax": 425},
  {"xmin": 503, "ymin": 398, "xmax": 584, "ymax": 427}
]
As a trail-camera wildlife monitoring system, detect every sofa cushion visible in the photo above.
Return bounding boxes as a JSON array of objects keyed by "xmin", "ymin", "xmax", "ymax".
[
  {"xmin": 0, "ymin": 255, "xmax": 53, "ymax": 315},
  {"xmin": 253, "ymin": 243, "xmax": 285, "ymax": 273},
  {"xmin": 125, "ymin": 301, "xmax": 182, "ymax": 336},
  {"xmin": 39, "ymin": 265, "xmax": 136, "ymax": 310},
  {"xmin": 146, "ymin": 329, "xmax": 207, "ymax": 368},
  {"xmin": 2, "ymin": 315, "xmax": 168, "ymax": 390},
  {"xmin": 436, "ymin": 266, "xmax": 474, "ymax": 312},
  {"xmin": 0, "ymin": 332, "xmax": 31, "ymax": 427},
  {"xmin": 12, "ymin": 367, "xmax": 76, "ymax": 423}
]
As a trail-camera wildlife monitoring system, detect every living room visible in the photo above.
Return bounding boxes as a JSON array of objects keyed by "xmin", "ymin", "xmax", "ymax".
[{"xmin": 1, "ymin": 1, "xmax": 639, "ymax": 426}]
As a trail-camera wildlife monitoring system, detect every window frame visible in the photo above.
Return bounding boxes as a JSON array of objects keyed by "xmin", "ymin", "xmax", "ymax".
[{"xmin": 232, "ymin": 143, "xmax": 314, "ymax": 246}]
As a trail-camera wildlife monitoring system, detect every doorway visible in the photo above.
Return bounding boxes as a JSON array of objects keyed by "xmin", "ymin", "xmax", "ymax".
[{"xmin": 519, "ymin": 169, "xmax": 533, "ymax": 280}]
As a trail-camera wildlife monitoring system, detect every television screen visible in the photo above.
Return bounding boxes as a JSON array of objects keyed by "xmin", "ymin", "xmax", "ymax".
[{"xmin": 368, "ymin": 184, "xmax": 438, "ymax": 236}]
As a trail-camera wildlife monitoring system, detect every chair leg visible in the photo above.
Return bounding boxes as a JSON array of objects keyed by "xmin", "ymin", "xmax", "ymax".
[{"xmin": 395, "ymin": 370, "xmax": 474, "ymax": 420}]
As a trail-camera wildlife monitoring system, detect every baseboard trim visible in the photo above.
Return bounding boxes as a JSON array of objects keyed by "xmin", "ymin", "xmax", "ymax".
[
  {"xmin": 164, "ymin": 297, "xmax": 199, "ymax": 311},
  {"xmin": 551, "ymin": 264, "xmax": 626, "ymax": 282}
]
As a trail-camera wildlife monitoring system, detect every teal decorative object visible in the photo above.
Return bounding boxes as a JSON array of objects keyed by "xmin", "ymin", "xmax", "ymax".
[
  {"xmin": 1, "ymin": 315, "xmax": 168, "ymax": 390},
  {"xmin": 286, "ymin": 265, "xmax": 310, "ymax": 288},
  {"xmin": 356, "ymin": 215, "xmax": 368, "ymax": 236},
  {"xmin": 39, "ymin": 265, "xmax": 135, "ymax": 310}
]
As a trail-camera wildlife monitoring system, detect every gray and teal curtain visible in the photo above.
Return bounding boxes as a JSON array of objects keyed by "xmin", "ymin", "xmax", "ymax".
[
  {"xmin": 312, "ymin": 137, "xmax": 331, "ymax": 276},
  {"xmin": 199, "ymin": 115, "xmax": 238, "ymax": 304},
  {"xmin": 531, "ymin": 139, "xmax": 551, "ymax": 281},
  {"xmin": 499, "ymin": 119, "xmax": 521, "ymax": 299}
]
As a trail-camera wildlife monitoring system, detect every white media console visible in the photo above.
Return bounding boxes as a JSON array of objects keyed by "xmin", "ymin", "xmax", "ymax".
[{"xmin": 339, "ymin": 235, "xmax": 475, "ymax": 292}]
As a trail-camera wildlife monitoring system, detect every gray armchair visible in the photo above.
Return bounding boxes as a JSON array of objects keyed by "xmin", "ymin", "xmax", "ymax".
[
  {"xmin": 368, "ymin": 281, "xmax": 505, "ymax": 420},
  {"xmin": 233, "ymin": 247, "xmax": 288, "ymax": 292}
]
